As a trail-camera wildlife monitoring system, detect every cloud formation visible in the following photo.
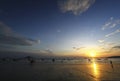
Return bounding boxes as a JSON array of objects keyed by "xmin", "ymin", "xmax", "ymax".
[
  {"xmin": 0, "ymin": 22, "xmax": 13, "ymax": 36},
  {"xmin": 105, "ymin": 29, "xmax": 120, "ymax": 37},
  {"xmin": 45, "ymin": 49, "xmax": 53, "ymax": 54},
  {"xmin": 73, "ymin": 47, "xmax": 85, "ymax": 50},
  {"xmin": 99, "ymin": 17, "xmax": 120, "ymax": 45},
  {"xmin": 98, "ymin": 40, "xmax": 105, "ymax": 43},
  {"xmin": 110, "ymin": 45, "xmax": 120, "ymax": 52},
  {"xmin": 99, "ymin": 41, "xmax": 115, "ymax": 51},
  {"xmin": 102, "ymin": 17, "xmax": 120, "ymax": 30},
  {"xmin": 59, "ymin": 0, "xmax": 95, "ymax": 15},
  {"xmin": 0, "ymin": 22, "xmax": 40, "ymax": 46},
  {"xmin": 39, "ymin": 49, "xmax": 54, "ymax": 55},
  {"xmin": 112, "ymin": 46, "xmax": 120, "ymax": 49}
]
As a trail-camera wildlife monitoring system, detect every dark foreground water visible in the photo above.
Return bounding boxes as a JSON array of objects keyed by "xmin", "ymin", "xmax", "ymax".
[{"xmin": 0, "ymin": 58, "xmax": 120, "ymax": 81}]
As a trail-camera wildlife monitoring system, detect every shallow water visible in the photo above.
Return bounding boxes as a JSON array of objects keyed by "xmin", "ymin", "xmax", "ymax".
[{"xmin": 0, "ymin": 58, "xmax": 120, "ymax": 81}]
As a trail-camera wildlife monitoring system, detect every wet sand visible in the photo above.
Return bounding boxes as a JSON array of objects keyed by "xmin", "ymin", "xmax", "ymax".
[{"xmin": 0, "ymin": 62, "xmax": 120, "ymax": 81}]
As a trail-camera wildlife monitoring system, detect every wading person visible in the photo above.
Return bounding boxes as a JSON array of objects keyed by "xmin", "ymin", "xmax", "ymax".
[{"xmin": 110, "ymin": 60, "xmax": 114, "ymax": 71}]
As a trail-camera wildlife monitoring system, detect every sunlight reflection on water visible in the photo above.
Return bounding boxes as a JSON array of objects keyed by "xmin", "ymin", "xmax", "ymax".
[{"xmin": 91, "ymin": 58, "xmax": 100, "ymax": 79}]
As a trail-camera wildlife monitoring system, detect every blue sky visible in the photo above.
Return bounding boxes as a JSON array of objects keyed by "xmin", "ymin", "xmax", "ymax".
[{"xmin": 0, "ymin": 0, "xmax": 120, "ymax": 57}]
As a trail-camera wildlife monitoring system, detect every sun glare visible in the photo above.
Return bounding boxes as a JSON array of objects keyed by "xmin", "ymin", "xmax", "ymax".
[{"xmin": 90, "ymin": 51, "xmax": 96, "ymax": 57}]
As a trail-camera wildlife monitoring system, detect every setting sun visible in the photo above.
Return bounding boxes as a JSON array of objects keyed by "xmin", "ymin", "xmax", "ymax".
[{"xmin": 90, "ymin": 51, "xmax": 96, "ymax": 57}]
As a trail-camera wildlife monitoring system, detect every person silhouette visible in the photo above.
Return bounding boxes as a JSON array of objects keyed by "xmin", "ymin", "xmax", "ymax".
[
  {"xmin": 110, "ymin": 60, "xmax": 114, "ymax": 71},
  {"xmin": 88, "ymin": 58, "xmax": 91, "ymax": 63},
  {"xmin": 52, "ymin": 58, "xmax": 55, "ymax": 63}
]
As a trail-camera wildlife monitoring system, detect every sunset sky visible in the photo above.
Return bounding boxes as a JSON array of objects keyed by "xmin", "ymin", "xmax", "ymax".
[{"xmin": 0, "ymin": 0, "xmax": 120, "ymax": 57}]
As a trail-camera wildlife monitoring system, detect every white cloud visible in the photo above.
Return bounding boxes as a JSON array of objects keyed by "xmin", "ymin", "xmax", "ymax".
[
  {"xmin": 102, "ymin": 17, "xmax": 120, "ymax": 30},
  {"xmin": 59, "ymin": 0, "xmax": 95, "ymax": 15},
  {"xmin": 98, "ymin": 40, "xmax": 104, "ymax": 43},
  {"xmin": 105, "ymin": 29, "xmax": 120, "ymax": 37}
]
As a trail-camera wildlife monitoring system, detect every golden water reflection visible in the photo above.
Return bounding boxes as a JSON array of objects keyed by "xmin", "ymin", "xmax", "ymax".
[{"xmin": 91, "ymin": 58, "xmax": 100, "ymax": 78}]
